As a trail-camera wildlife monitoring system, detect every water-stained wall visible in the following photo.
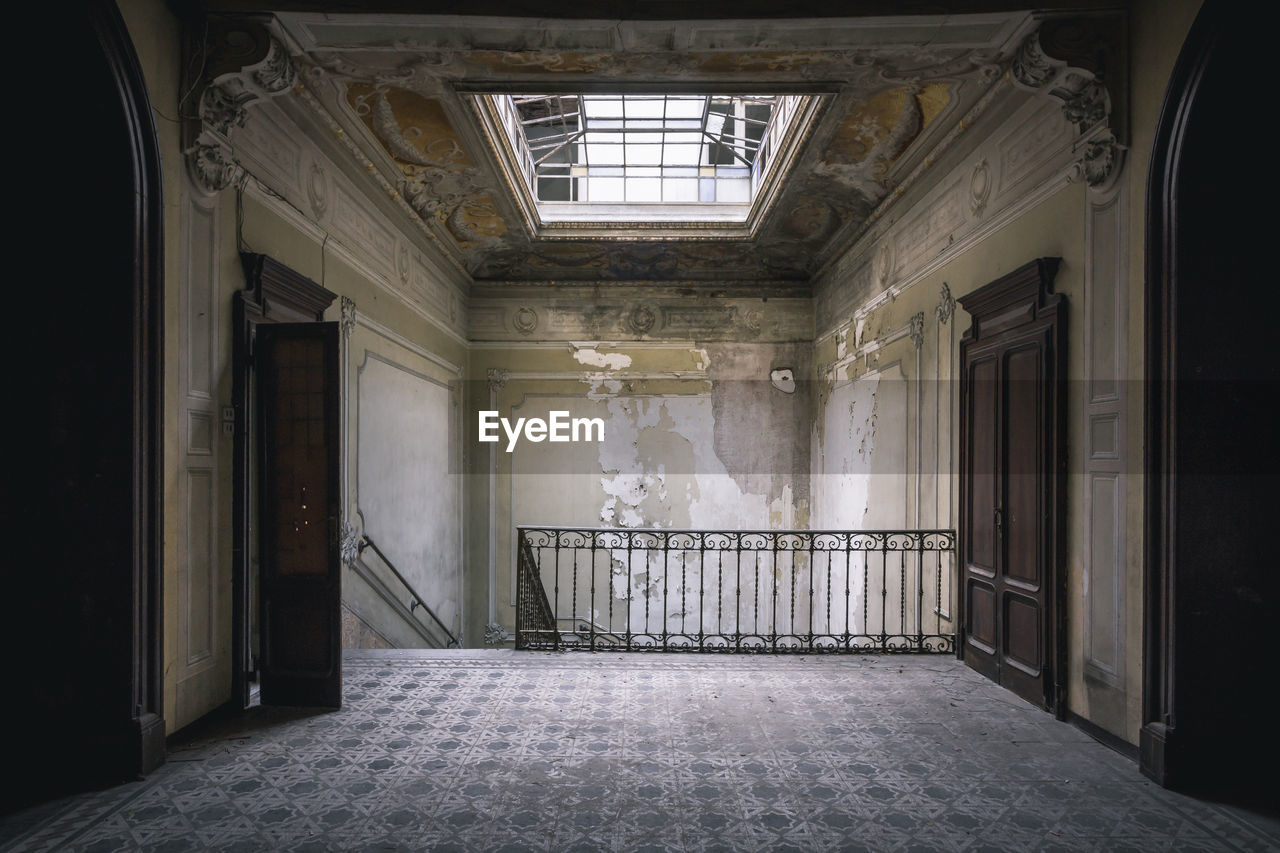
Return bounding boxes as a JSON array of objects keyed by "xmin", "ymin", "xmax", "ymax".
[{"xmin": 470, "ymin": 336, "xmax": 811, "ymax": 643}]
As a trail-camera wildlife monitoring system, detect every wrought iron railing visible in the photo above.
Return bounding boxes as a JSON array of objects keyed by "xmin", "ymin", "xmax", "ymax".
[
  {"xmin": 357, "ymin": 534, "xmax": 460, "ymax": 649},
  {"xmin": 515, "ymin": 527, "xmax": 955, "ymax": 653}
]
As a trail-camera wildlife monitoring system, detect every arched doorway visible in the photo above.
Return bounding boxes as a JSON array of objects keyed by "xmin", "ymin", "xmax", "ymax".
[
  {"xmin": 12, "ymin": 0, "xmax": 164, "ymax": 807},
  {"xmin": 1143, "ymin": 3, "xmax": 1277, "ymax": 804}
]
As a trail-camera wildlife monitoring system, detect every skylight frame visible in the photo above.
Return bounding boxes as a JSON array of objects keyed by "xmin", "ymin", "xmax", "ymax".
[
  {"xmin": 473, "ymin": 88, "xmax": 823, "ymax": 235},
  {"xmin": 512, "ymin": 94, "xmax": 779, "ymax": 207}
]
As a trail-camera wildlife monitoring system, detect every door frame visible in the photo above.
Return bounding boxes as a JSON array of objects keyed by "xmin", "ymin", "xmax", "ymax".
[
  {"xmin": 95, "ymin": 0, "xmax": 166, "ymax": 777},
  {"xmin": 957, "ymin": 257, "xmax": 1067, "ymax": 718},
  {"xmin": 232, "ymin": 253, "xmax": 337, "ymax": 708}
]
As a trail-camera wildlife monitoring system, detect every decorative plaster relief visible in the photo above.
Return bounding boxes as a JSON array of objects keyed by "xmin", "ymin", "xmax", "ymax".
[
  {"xmin": 512, "ymin": 307, "xmax": 538, "ymax": 335},
  {"xmin": 340, "ymin": 295, "xmax": 357, "ymax": 341},
  {"xmin": 936, "ymin": 283, "xmax": 956, "ymax": 325},
  {"xmin": 1008, "ymin": 17, "xmax": 1126, "ymax": 188},
  {"xmin": 968, "ymin": 158, "xmax": 992, "ymax": 218},
  {"xmin": 185, "ymin": 19, "xmax": 298, "ymax": 195},
  {"xmin": 813, "ymin": 93, "xmax": 1076, "ymax": 336}
]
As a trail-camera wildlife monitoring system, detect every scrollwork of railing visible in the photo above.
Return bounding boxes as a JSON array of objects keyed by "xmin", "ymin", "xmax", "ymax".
[{"xmin": 514, "ymin": 527, "xmax": 956, "ymax": 654}]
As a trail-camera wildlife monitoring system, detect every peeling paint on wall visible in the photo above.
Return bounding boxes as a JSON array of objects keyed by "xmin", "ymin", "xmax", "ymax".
[{"xmin": 572, "ymin": 345, "xmax": 633, "ymax": 371}]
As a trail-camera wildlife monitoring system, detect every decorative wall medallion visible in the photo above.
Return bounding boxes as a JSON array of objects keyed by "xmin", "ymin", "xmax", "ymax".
[
  {"xmin": 189, "ymin": 143, "xmax": 242, "ymax": 195},
  {"xmin": 742, "ymin": 308, "xmax": 764, "ymax": 334},
  {"xmin": 484, "ymin": 622, "xmax": 511, "ymax": 645},
  {"xmin": 512, "ymin": 306, "xmax": 538, "ymax": 335},
  {"xmin": 486, "ymin": 368, "xmax": 510, "ymax": 391},
  {"xmin": 873, "ymin": 242, "xmax": 894, "ymax": 289},
  {"xmin": 306, "ymin": 161, "xmax": 330, "ymax": 219},
  {"xmin": 340, "ymin": 521, "xmax": 363, "ymax": 565},
  {"xmin": 627, "ymin": 304, "xmax": 657, "ymax": 336},
  {"xmin": 1079, "ymin": 129, "xmax": 1123, "ymax": 189},
  {"xmin": 340, "ymin": 296, "xmax": 357, "ymax": 341},
  {"xmin": 396, "ymin": 243, "xmax": 411, "ymax": 284},
  {"xmin": 909, "ymin": 312, "xmax": 926, "ymax": 349},
  {"xmin": 936, "ymin": 283, "xmax": 956, "ymax": 324},
  {"xmin": 968, "ymin": 158, "xmax": 991, "ymax": 218}
]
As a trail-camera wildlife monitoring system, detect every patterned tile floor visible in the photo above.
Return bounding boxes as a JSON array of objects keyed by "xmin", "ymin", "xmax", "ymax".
[{"xmin": 2, "ymin": 651, "xmax": 1276, "ymax": 852}]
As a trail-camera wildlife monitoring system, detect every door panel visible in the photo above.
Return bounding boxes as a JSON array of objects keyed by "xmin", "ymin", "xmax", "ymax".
[
  {"xmin": 1004, "ymin": 345, "xmax": 1042, "ymax": 589},
  {"xmin": 1004, "ymin": 594, "xmax": 1041, "ymax": 674},
  {"xmin": 967, "ymin": 580, "xmax": 997, "ymax": 652},
  {"xmin": 958, "ymin": 259, "xmax": 1064, "ymax": 716},
  {"xmin": 258, "ymin": 322, "xmax": 342, "ymax": 708},
  {"xmin": 967, "ymin": 357, "xmax": 999, "ymax": 574},
  {"xmin": 963, "ymin": 352, "xmax": 1001, "ymax": 680}
]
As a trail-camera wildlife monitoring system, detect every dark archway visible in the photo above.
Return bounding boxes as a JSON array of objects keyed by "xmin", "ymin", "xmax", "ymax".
[
  {"xmin": 1142, "ymin": 4, "xmax": 1277, "ymax": 805},
  {"xmin": 11, "ymin": 0, "xmax": 165, "ymax": 808}
]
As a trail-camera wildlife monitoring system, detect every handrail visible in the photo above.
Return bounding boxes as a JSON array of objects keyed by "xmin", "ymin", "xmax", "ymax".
[
  {"xmin": 515, "ymin": 525, "xmax": 956, "ymax": 653},
  {"xmin": 358, "ymin": 533, "xmax": 460, "ymax": 649}
]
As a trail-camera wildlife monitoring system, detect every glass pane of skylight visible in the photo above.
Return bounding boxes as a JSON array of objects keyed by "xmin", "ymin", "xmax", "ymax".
[
  {"xmin": 663, "ymin": 178, "xmax": 698, "ymax": 202},
  {"xmin": 499, "ymin": 91, "xmax": 806, "ymax": 218},
  {"xmin": 716, "ymin": 177, "xmax": 750, "ymax": 202},
  {"xmin": 665, "ymin": 144, "xmax": 701, "ymax": 165},
  {"xmin": 586, "ymin": 144, "xmax": 622, "ymax": 163},
  {"xmin": 583, "ymin": 98, "xmax": 623, "ymax": 118},
  {"xmin": 589, "ymin": 177, "xmax": 624, "ymax": 201},
  {"xmin": 627, "ymin": 178, "xmax": 661, "ymax": 202},
  {"xmin": 626, "ymin": 99, "xmax": 665, "ymax": 118},
  {"xmin": 627, "ymin": 144, "xmax": 664, "ymax": 166},
  {"xmin": 666, "ymin": 98, "xmax": 705, "ymax": 118}
]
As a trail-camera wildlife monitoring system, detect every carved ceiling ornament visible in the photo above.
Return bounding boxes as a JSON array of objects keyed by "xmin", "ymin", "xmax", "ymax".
[
  {"xmin": 873, "ymin": 242, "xmax": 894, "ymax": 289},
  {"xmin": 512, "ymin": 306, "xmax": 538, "ymax": 335},
  {"xmin": 1008, "ymin": 15, "xmax": 1127, "ymax": 189},
  {"xmin": 968, "ymin": 158, "xmax": 992, "ymax": 218},
  {"xmin": 264, "ymin": 12, "xmax": 1112, "ymax": 284},
  {"xmin": 627, "ymin": 304, "xmax": 658, "ymax": 336},
  {"xmin": 184, "ymin": 17, "xmax": 298, "ymax": 195}
]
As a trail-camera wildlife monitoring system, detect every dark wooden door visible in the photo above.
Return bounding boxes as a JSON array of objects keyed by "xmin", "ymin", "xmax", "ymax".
[
  {"xmin": 959, "ymin": 259, "xmax": 1065, "ymax": 716},
  {"xmin": 257, "ymin": 321, "xmax": 342, "ymax": 708}
]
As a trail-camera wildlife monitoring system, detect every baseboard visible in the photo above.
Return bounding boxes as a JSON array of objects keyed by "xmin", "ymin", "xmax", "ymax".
[
  {"xmin": 1139, "ymin": 721, "xmax": 1170, "ymax": 785},
  {"xmin": 1066, "ymin": 710, "xmax": 1139, "ymax": 762},
  {"xmin": 135, "ymin": 712, "xmax": 167, "ymax": 777}
]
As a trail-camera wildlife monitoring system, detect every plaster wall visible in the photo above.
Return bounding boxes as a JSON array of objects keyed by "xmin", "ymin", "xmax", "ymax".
[
  {"xmin": 470, "ymin": 340, "xmax": 811, "ymax": 644},
  {"xmin": 120, "ymin": 0, "xmax": 471, "ymax": 730},
  {"xmin": 118, "ymin": 0, "xmax": 1206, "ymax": 747},
  {"xmin": 811, "ymin": 0, "xmax": 1204, "ymax": 747}
]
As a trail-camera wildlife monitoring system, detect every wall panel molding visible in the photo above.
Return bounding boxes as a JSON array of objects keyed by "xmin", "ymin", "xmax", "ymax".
[
  {"xmin": 233, "ymin": 100, "xmax": 469, "ymax": 346},
  {"xmin": 176, "ymin": 182, "xmax": 224, "ymax": 713},
  {"xmin": 815, "ymin": 96, "xmax": 1077, "ymax": 340},
  {"xmin": 1082, "ymin": 169, "xmax": 1128, "ymax": 689}
]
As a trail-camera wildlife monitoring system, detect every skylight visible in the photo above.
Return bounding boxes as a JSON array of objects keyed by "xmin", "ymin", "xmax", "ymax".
[{"xmin": 480, "ymin": 92, "xmax": 817, "ymax": 229}]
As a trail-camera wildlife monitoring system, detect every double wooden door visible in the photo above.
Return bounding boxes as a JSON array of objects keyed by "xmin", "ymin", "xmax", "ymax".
[{"xmin": 958, "ymin": 259, "xmax": 1066, "ymax": 716}]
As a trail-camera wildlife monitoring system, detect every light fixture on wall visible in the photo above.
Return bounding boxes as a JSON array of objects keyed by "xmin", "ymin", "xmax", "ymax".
[{"xmin": 770, "ymin": 368, "xmax": 795, "ymax": 394}]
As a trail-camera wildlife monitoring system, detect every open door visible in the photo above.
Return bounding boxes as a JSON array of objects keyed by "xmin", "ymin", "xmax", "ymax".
[
  {"xmin": 257, "ymin": 321, "xmax": 342, "ymax": 708},
  {"xmin": 958, "ymin": 259, "xmax": 1066, "ymax": 717}
]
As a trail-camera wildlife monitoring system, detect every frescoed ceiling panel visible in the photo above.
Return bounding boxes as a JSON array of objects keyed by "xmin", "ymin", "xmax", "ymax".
[{"xmin": 277, "ymin": 12, "xmax": 1033, "ymax": 286}]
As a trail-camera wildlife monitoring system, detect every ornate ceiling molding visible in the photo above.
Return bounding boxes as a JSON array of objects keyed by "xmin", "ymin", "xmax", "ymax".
[
  {"xmin": 183, "ymin": 17, "xmax": 299, "ymax": 194},
  {"xmin": 265, "ymin": 11, "xmax": 1034, "ymax": 287},
  {"xmin": 1009, "ymin": 14, "xmax": 1127, "ymax": 190}
]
